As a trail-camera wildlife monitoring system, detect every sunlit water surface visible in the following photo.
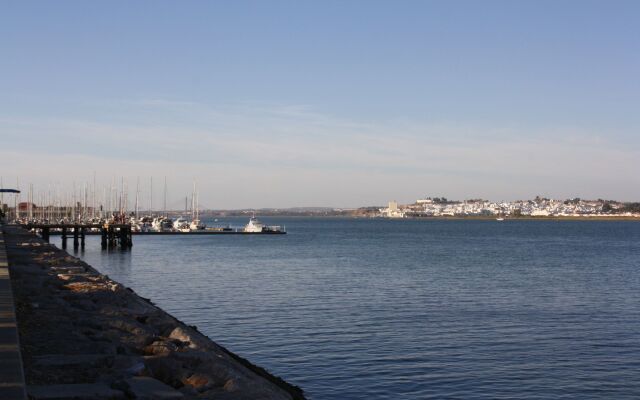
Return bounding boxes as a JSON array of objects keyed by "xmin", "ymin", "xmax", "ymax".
[{"xmin": 62, "ymin": 218, "xmax": 640, "ymax": 399}]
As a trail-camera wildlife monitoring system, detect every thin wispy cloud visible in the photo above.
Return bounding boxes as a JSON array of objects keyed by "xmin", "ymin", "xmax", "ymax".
[{"xmin": 1, "ymin": 99, "xmax": 638, "ymax": 207}]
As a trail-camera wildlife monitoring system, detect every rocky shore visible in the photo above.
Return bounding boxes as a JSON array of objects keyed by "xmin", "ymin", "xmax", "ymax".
[{"xmin": 3, "ymin": 226, "xmax": 305, "ymax": 400}]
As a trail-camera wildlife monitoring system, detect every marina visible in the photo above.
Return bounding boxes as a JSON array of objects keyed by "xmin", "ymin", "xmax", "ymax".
[
  {"xmin": 23, "ymin": 225, "xmax": 287, "ymax": 237},
  {"xmin": 2, "ymin": 180, "xmax": 286, "ymax": 251},
  {"xmin": 19, "ymin": 219, "xmax": 285, "ymax": 250},
  {"xmin": 0, "ymin": 178, "xmax": 287, "ymax": 253}
]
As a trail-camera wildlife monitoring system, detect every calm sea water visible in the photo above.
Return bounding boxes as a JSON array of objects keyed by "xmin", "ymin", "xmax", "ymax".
[{"xmin": 62, "ymin": 218, "xmax": 640, "ymax": 399}]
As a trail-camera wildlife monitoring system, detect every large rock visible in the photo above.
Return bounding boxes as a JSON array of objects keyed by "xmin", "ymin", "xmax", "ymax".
[
  {"xmin": 168, "ymin": 326, "xmax": 212, "ymax": 350},
  {"xmin": 143, "ymin": 355, "xmax": 188, "ymax": 388}
]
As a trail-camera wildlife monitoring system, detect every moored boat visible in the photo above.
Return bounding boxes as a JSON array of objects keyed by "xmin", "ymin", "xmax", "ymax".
[
  {"xmin": 244, "ymin": 216, "xmax": 264, "ymax": 232},
  {"xmin": 243, "ymin": 216, "xmax": 285, "ymax": 233},
  {"xmin": 190, "ymin": 219, "xmax": 206, "ymax": 231}
]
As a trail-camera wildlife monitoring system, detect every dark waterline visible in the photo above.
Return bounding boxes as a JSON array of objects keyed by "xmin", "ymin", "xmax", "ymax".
[{"xmin": 62, "ymin": 218, "xmax": 640, "ymax": 399}]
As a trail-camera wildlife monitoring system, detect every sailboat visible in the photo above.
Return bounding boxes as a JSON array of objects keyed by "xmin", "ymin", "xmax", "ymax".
[{"xmin": 189, "ymin": 181, "xmax": 206, "ymax": 230}]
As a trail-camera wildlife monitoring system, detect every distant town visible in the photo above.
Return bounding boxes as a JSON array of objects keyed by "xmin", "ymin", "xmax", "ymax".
[
  {"xmin": 374, "ymin": 196, "xmax": 640, "ymax": 219},
  {"xmin": 200, "ymin": 196, "xmax": 640, "ymax": 219}
]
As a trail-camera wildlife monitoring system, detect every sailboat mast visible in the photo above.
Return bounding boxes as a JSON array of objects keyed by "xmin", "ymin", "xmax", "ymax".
[
  {"xmin": 15, "ymin": 177, "xmax": 19, "ymax": 221},
  {"xmin": 93, "ymin": 171, "xmax": 96, "ymax": 219},
  {"xmin": 191, "ymin": 181, "xmax": 195, "ymax": 220},
  {"xmin": 28, "ymin": 183, "xmax": 32, "ymax": 220},
  {"xmin": 150, "ymin": 177, "xmax": 153, "ymax": 215},
  {"xmin": 84, "ymin": 182, "xmax": 88, "ymax": 221},
  {"xmin": 135, "ymin": 177, "xmax": 140, "ymax": 219},
  {"xmin": 119, "ymin": 177, "xmax": 124, "ymax": 219}
]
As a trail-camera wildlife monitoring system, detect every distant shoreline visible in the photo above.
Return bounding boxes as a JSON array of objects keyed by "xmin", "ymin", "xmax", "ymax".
[
  {"xmin": 383, "ymin": 215, "xmax": 640, "ymax": 221},
  {"xmin": 192, "ymin": 213, "xmax": 640, "ymax": 221}
]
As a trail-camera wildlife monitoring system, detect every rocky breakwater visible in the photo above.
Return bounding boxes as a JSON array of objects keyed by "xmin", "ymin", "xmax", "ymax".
[{"xmin": 3, "ymin": 226, "xmax": 305, "ymax": 400}]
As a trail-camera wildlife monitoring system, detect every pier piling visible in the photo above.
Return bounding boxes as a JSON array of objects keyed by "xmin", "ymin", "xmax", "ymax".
[
  {"xmin": 41, "ymin": 227, "xmax": 50, "ymax": 243},
  {"xmin": 21, "ymin": 223, "xmax": 133, "ymax": 249},
  {"xmin": 61, "ymin": 227, "xmax": 67, "ymax": 249},
  {"xmin": 73, "ymin": 226, "xmax": 79, "ymax": 249}
]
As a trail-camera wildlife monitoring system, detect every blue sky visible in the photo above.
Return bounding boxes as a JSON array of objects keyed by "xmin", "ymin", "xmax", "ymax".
[{"xmin": 1, "ymin": 1, "xmax": 639, "ymax": 208}]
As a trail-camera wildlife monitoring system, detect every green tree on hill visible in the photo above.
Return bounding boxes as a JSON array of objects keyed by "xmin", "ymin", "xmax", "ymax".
[{"xmin": 623, "ymin": 203, "xmax": 640, "ymax": 213}]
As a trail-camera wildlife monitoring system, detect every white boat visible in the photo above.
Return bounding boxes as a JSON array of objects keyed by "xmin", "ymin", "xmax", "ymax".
[
  {"xmin": 128, "ymin": 217, "xmax": 143, "ymax": 232},
  {"xmin": 496, "ymin": 217, "xmax": 505, "ymax": 221},
  {"xmin": 152, "ymin": 217, "xmax": 174, "ymax": 232},
  {"xmin": 244, "ymin": 216, "xmax": 264, "ymax": 233},
  {"xmin": 151, "ymin": 217, "xmax": 162, "ymax": 231},
  {"xmin": 190, "ymin": 219, "xmax": 206, "ymax": 230},
  {"xmin": 173, "ymin": 216, "xmax": 190, "ymax": 231},
  {"xmin": 243, "ymin": 216, "xmax": 285, "ymax": 233}
]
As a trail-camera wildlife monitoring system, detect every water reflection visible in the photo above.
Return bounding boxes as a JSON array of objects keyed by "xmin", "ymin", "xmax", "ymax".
[{"xmin": 64, "ymin": 218, "xmax": 640, "ymax": 400}]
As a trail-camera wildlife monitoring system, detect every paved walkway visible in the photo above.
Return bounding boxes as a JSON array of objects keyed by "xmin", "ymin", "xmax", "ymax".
[{"xmin": 0, "ymin": 227, "xmax": 27, "ymax": 399}]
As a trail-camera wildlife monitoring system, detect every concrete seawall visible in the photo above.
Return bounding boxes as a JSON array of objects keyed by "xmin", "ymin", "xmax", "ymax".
[
  {"xmin": 2, "ymin": 225, "xmax": 305, "ymax": 400},
  {"xmin": 0, "ymin": 228, "xmax": 27, "ymax": 399}
]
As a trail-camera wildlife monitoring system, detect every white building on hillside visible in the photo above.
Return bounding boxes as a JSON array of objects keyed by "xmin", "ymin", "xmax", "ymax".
[{"xmin": 381, "ymin": 200, "xmax": 404, "ymax": 218}]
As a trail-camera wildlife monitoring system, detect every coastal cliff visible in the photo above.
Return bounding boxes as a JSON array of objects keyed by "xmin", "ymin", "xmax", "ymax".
[{"xmin": 3, "ymin": 226, "xmax": 305, "ymax": 400}]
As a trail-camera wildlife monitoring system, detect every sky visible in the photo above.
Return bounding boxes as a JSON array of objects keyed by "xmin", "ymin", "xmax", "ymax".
[{"xmin": 1, "ymin": 0, "xmax": 639, "ymax": 208}]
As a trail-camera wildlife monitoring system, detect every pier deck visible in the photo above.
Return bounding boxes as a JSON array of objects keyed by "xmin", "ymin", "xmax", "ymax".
[
  {"xmin": 19, "ymin": 224, "xmax": 286, "ymax": 236},
  {"xmin": 89, "ymin": 230, "xmax": 285, "ymax": 235}
]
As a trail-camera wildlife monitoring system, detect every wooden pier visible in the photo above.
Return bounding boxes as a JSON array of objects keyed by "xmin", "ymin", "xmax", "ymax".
[
  {"xmin": 133, "ymin": 230, "xmax": 286, "ymax": 235},
  {"xmin": 18, "ymin": 224, "xmax": 285, "ymax": 248},
  {"xmin": 20, "ymin": 224, "xmax": 133, "ymax": 249}
]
